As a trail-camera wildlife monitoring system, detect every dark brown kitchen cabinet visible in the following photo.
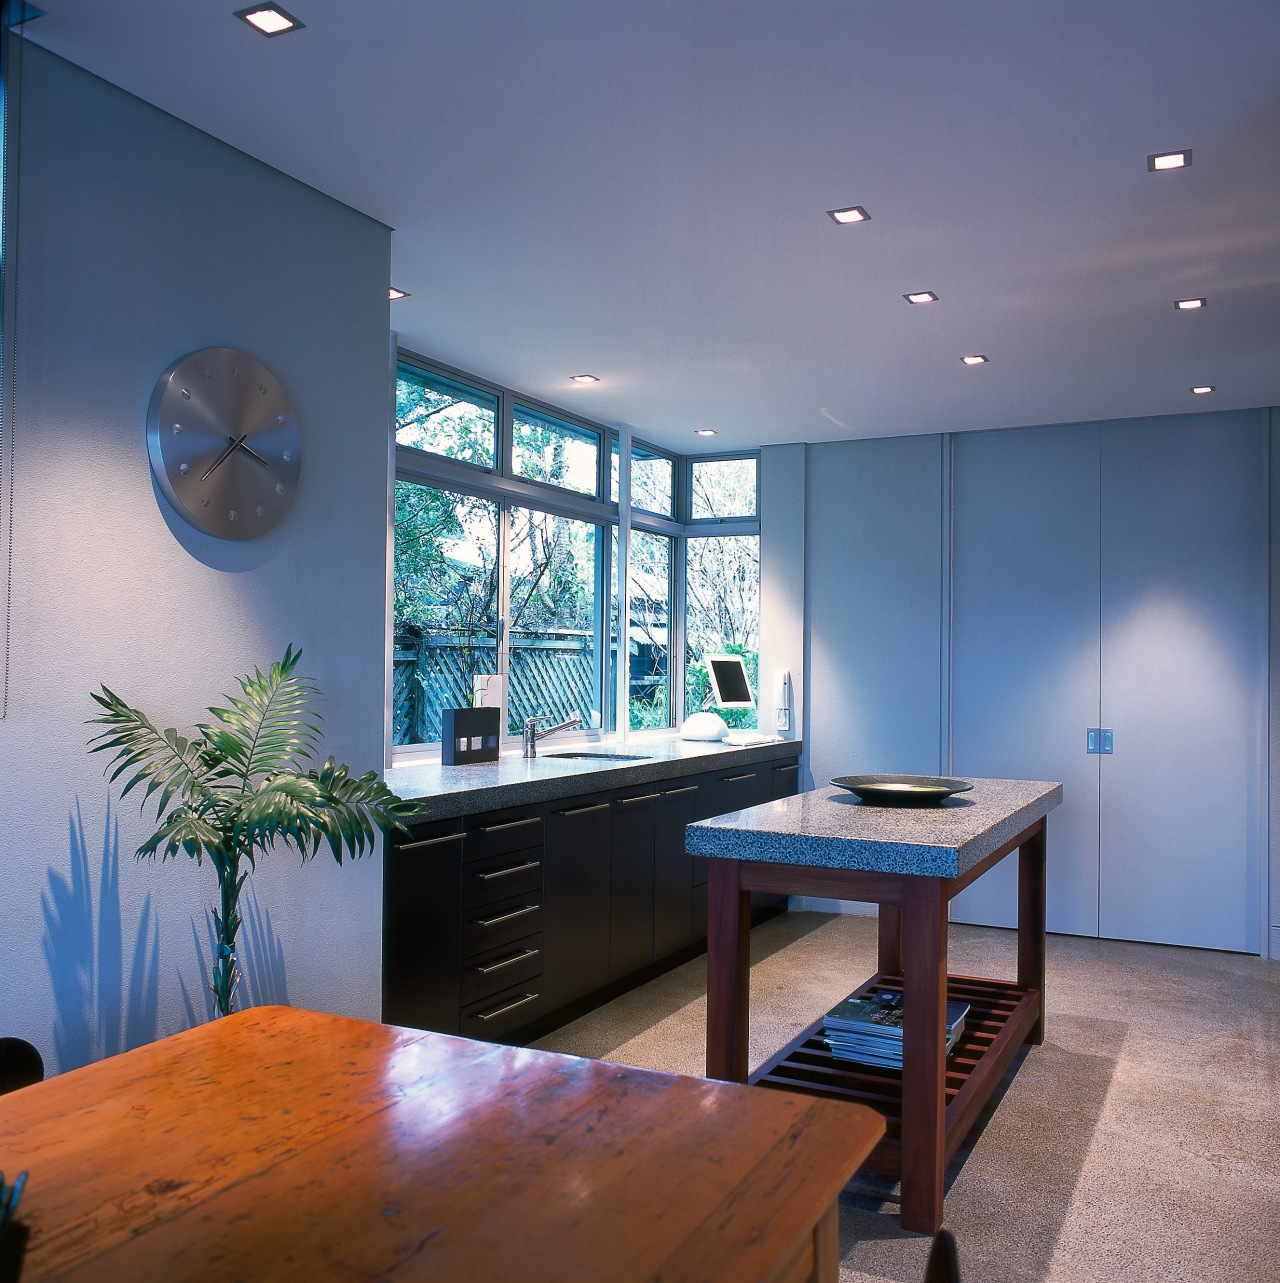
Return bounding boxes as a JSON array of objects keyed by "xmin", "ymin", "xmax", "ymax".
[
  {"xmin": 609, "ymin": 789, "xmax": 660, "ymax": 980},
  {"xmin": 654, "ymin": 782, "xmax": 699, "ymax": 957},
  {"xmin": 541, "ymin": 793, "xmax": 612, "ymax": 1012}
]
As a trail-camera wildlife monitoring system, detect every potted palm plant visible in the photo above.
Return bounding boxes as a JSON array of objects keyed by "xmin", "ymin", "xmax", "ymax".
[{"xmin": 89, "ymin": 645, "xmax": 418, "ymax": 1018}]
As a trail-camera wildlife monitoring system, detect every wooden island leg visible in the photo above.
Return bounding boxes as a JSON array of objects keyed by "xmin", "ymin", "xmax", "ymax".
[
  {"xmin": 1017, "ymin": 817, "xmax": 1047, "ymax": 1045},
  {"xmin": 877, "ymin": 903, "xmax": 903, "ymax": 976},
  {"xmin": 706, "ymin": 857, "xmax": 751, "ymax": 1083},
  {"xmin": 899, "ymin": 877, "xmax": 947, "ymax": 1235}
]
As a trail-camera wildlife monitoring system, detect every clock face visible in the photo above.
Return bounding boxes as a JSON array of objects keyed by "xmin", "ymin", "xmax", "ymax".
[{"xmin": 147, "ymin": 347, "xmax": 301, "ymax": 540}]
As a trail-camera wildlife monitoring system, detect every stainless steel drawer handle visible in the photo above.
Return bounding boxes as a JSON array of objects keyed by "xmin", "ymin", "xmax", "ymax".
[
  {"xmin": 773, "ymin": 764, "xmax": 801, "ymax": 773},
  {"xmin": 473, "ymin": 948, "xmax": 540, "ymax": 976},
  {"xmin": 557, "ymin": 802, "xmax": 610, "ymax": 816},
  {"xmin": 662, "ymin": 785, "xmax": 699, "ymax": 795},
  {"xmin": 723, "ymin": 773, "xmax": 757, "ymax": 782},
  {"xmin": 473, "ymin": 904, "xmax": 540, "ymax": 928},
  {"xmin": 475, "ymin": 992, "xmax": 539, "ymax": 1022},
  {"xmin": 398, "ymin": 832, "xmax": 462, "ymax": 852},
  {"xmin": 620, "ymin": 793, "xmax": 661, "ymax": 805},
  {"xmin": 476, "ymin": 817, "xmax": 541, "ymax": 834},
  {"xmin": 477, "ymin": 860, "xmax": 541, "ymax": 881}
]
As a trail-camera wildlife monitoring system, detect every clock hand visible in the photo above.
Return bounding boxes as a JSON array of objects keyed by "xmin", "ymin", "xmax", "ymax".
[
  {"xmin": 201, "ymin": 434, "xmax": 247, "ymax": 481},
  {"xmin": 233, "ymin": 438, "xmax": 270, "ymax": 467}
]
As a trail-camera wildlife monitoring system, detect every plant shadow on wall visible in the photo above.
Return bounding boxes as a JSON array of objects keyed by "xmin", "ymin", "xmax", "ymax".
[
  {"xmin": 88, "ymin": 646, "xmax": 416, "ymax": 1019},
  {"xmin": 40, "ymin": 798, "xmax": 160, "ymax": 1073}
]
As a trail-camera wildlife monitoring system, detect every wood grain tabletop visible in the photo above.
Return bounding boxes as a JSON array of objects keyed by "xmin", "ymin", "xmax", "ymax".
[{"xmin": 0, "ymin": 1006, "xmax": 884, "ymax": 1281}]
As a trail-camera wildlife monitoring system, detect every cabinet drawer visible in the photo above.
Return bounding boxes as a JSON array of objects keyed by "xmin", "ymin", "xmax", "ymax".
[
  {"xmin": 460, "ymin": 980, "xmax": 542, "ymax": 1041},
  {"xmin": 771, "ymin": 760, "xmax": 802, "ymax": 799},
  {"xmin": 464, "ymin": 808, "xmax": 544, "ymax": 862},
  {"xmin": 460, "ymin": 933, "xmax": 543, "ymax": 1007},
  {"xmin": 461, "ymin": 847, "xmax": 543, "ymax": 909},
  {"xmin": 461, "ymin": 891, "xmax": 543, "ymax": 957}
]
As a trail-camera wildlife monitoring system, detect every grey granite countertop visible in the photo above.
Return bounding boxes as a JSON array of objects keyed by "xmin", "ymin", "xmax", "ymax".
[
  {"xmin": 685, "ymin": 778, "xmax": 1062, "ymax": 878},
  {"xmin": 385, "ymin": 732, "xmax": 803, "ymax": 818}
]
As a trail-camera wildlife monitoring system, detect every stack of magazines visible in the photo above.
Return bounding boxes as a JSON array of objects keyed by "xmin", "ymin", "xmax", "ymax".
[{"xmin": 822, "ymin": 990, "xmax": 969, "ymax": 1069}]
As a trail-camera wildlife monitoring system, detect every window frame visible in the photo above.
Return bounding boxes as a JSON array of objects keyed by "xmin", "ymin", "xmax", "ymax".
[{"xmin": 683, "ymin": 450, "xmax": 762, "ymax": 527}]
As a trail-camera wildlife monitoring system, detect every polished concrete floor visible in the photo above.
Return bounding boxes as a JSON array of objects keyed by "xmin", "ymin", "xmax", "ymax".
[{"xmin": 533, "ymin": 912, "xmax": 1280, "ymax": 1283}]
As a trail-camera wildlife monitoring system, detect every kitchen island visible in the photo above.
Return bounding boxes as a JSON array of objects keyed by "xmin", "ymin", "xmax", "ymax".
[{"xmin": 687, "ymin": 777, "xmax": 1062, "ymax": 1234}]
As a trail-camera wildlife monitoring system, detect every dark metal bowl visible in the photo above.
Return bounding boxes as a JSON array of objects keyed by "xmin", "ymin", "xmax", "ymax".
[{"xmin": 830, "ymin": 775, "xmax": 974, "ymax": 807}]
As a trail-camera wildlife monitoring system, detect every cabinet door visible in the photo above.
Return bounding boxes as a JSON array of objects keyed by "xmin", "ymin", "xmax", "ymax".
[
  {"xmin": 1099, "ymin": 414, "xmax": 1267, "ymax": 952},
  {"xmin": 610, "ymin": 790, "xmax": 658, "ymax": 980},
  {"xmin": 771, "ymin": 759, "xmax": 802, "ymax": 799},
  {"xmin": 949, "ymin": 424, "xmax": 1102, "ymax": 936},
  {"xmin": 542, "ymin": 796, "xmax": 612, "ymax": 1013},
  {"xmin": 381, "ymin": 823, "xmax": 463, "ymax": 1034},
  {"xmin": 654, "ymin": 783, "xmax": 698, "ymax": 959}
]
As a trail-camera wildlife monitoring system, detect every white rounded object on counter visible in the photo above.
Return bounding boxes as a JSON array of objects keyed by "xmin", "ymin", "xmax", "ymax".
[{"xmin": 680, "ymin": 712, "xmax": 729, "ymax": 741}]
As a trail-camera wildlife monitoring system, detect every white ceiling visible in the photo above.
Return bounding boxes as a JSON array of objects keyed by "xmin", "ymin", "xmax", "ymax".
[{"xmin": 22, "ymin": 1, "xmax": 1280, "ymax": 452}]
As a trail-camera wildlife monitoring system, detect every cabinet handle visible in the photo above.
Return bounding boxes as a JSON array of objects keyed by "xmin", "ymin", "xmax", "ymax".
[
  {"xmin": 557, "ymin": 802, "xmax": 610, "ymax": 817},
  {"xmin": 722, "ymin": 773, "xmax": 757, "ymax": 783},
  {"xmin": 477, "ymin": 860, "xmax": 541, "ymax": 881},
  {"xmin": 473, "ymin": 904, "xmax": 540, "ymax": 928},
  {"xmin": 662, "ymin": 785, "xmax": 699, "ymax": 795},
  {"xmin": 620, "ymin": 793, "xmax": 661, "ymax": 805},
  {"xmin": 772, "ymin": 764, "xmax": 801, "ymax": 773},
  {"xmin": 398, "ymin": 832, "xmax": 461, "ymax": 852},
  {"xmin": 476, "ymin": 817, "xmax": 540, "ymax": 834},
  {"xmin": 473, "ymin": 947, "xmax": 540, "ymax": 975},
  {"xmin": 475, "ymin": 992, "xmax": 539, "ymax": 1022}
]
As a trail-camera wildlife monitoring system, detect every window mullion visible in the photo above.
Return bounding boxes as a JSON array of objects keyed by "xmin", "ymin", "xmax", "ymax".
[{"xmin": 496, "ymin": 499, "xmax": 513, "ymax": 740}]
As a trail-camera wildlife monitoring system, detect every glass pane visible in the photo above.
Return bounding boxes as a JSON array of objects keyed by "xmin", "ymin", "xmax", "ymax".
[
  {"xmin": 393, "ymin": 482, "xmax": 499, "ymax": 745},
  {"xmin": 610, "ymin": 441, "xmax": 674, "ymax": 517},
  {"xmin": 691, "ymin": 457, "xmax": 757, "ymax": 520},
  {"xmin": 508, "ymin": 508, "xmax": 602, "ymax": 734},
  {"xmin": 513, "ymin": 407, "xmax": 599, "ymax": 496},
  {"xmin": 395, "ymin": 364, "xmax": 497, "ymax": 469},
  {"xmin": 685, "ymin": 535, "xmax": 760, "ymax": 730},
  {"xmin": 626, "ymin": 529, "xmax": 671, "ymax": 729}
]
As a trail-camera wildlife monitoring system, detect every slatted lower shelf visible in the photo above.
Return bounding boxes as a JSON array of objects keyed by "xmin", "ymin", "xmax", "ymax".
[{"xmin": 750, "ymin": 971, "xmax": 1040, "ymax": 1178}]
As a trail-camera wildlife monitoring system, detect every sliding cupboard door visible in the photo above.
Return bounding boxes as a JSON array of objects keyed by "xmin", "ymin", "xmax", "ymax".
[
  {"xmin": 949, "ymin": 425, "xmax": 1102, "ymax": 936},
  {"xmin": 1099, "ymin": 414, "xmax": 1267, "ymax": 953}
]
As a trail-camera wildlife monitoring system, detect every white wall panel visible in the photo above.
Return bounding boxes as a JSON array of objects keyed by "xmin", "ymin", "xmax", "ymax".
[
  {"xmin": 1099, "ymin": 413, "xmax": 1268, "ymax": 952},
  {"xmin": 949, "ymin": 424, "xmax": 1102, "ymax": 936}
]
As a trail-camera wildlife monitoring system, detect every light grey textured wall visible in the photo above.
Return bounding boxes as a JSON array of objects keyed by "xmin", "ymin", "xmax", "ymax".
[
  {"xmin": 759, "ymin": 444, "xmax": 805, "ymax": 759},
  {"xmin": 0, "ymin": 46, "xmax": 392, "ymax": 1069}
]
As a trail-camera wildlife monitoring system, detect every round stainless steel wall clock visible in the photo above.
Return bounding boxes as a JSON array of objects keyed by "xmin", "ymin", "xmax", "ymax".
[{"xmin": 147, "ymin": 347, "xmax": 301, "ymax": 540}]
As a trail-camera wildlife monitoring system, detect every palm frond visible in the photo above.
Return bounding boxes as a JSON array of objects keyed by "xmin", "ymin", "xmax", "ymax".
[
  {"xmin": 199, "ymin": 644, "xmax": 323, "ymax": 789},
  {"xmin": 88, "ymin": 687, "xmax": 220, "ymax": 824},
  {"xmin": 137, "ymin": 806, "xmax": 223, "ymax": 863}
]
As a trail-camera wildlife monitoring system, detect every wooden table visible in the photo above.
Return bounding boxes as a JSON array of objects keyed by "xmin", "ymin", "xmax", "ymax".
[
  {"xmin": 687, "ymin": 777, "xmax": 1062, "ymax": 1235},
  {"xmin": 0, "ymin": 1006, "xmax": 885, "ymax": 1281}
]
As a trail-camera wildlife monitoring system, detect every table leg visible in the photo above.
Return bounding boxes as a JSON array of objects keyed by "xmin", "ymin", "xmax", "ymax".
[
  {"xmin": 877, "ymin": 903, "xmax": 903, "ymax": 976},
  {"xmin": 1017, "ymin": 817, "xmax": 1047, "ymax": 1045},
  {"xmin": 706, "ymin": 857, "xmax": 751, "ymax": 1083},
  {"xmin": 899, "ymin": 877, "xmax": 947, "ymax": 1235},
  {"xmin": 809, "ymin": 1201, "xmax": 839, "ymax": 1283}
]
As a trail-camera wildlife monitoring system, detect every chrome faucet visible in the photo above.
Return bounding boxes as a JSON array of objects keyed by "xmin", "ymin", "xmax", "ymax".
[{"xmin": 522, "ymin": 713, "xmax": 584, "ymax": 758}]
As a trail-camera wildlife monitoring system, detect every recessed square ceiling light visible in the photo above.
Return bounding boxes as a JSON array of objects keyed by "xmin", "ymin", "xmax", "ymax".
[
  {"xmin": 234, "ymin": 4, "xmax": 305, "ymax": 36},
  {"xmin": 960, "ymin": 354, "xmax": 988, "ymax": 365},
  {"xmin": 1191, "ymin": 385, "xmax": 1214, "ymax": 394},
  {"xmin": 904, "ymin": 291, "xmax": 938, "ymax": 304},
  {"xmin": 388, "ymin": 287, "xmax": 409, "ymax": 300},
  {"xmin": 1174, "ymin": 297, "xmax": 1205, "ymax": 310},
  {"xmin": 696, "ymin": 429, "xmax": 717, "ymax": 437},
  {"xmin": 827, "ymin": 206, "xmax": 869, "ymax": 225},
  {"xmin": 1148, "ymin": 150, "xmax": 1191, "ymax": 171},
  {"xmin": 570, "ymin": 374, "xmax": 599, "ymax": 384}
]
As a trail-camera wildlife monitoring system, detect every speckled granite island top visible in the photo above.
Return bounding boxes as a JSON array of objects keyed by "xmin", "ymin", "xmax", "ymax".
[
  {"xmin": 385, "ymin": 732, "xmax": 802, "ymax": 819},
  {"xmin": 686, "ymin": 777, "xmax": 1062, "ymax": 878}
]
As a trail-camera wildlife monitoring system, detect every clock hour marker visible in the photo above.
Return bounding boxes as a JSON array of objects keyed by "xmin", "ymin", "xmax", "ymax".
[
  {"xmin": 282, "ymin": 451, "xmax": 291, "ymax": 462},
  {"xmin": 275, "ymin": 483, "xmax": 284, "ymax": 494},
  {"xmin": 228, "ymin": 511, "xmax": 237, "ymax": 521},
  {"xmin": 256, "ymin": 506, "xmax": 264, "ymax": 517},
  {"xmin": 258, "ymin": 384, "xmax": 267, "ymax": 394},
  {"xmin": 181, "ymin": 389, "xmax": 191, "ymax": 399},
  {"xmin": 172, "ymin": 424, "xmax": 182, "ymax": 434},
  {"xmin": 200, "ymin": 496, "xmax": 209, "ymax": 506},
  {"xmin": 179, "ymin": 463, "xmax": 189, "ymax": 475}
]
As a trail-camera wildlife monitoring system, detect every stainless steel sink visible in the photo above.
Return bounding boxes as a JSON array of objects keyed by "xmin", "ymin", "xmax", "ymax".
[{"xmin": 545, "ymin": 751, "xmax": 653, "ymax": 761}]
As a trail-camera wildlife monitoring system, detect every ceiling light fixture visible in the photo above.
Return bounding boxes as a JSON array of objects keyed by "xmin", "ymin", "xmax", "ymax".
[
  {"xmin": 570, "ymin": 374, "xmax": 600, "ymax": 384},
  {"xmin": 388, "ymin": 287, "xmax": 409, "ymax": 300},
  {"xmin": 827, "ymin": 206, "xmax": 869, "ymax": 225},
  {"xmin": 234, "ymin": 3, "xmax": 305, "ymax": 36},
  {"xmin": 1191, "ymin": 385, "xmax": 1214, "ymax": 394},
  {"xmin": 1174, "ymin": 297, "xmax": 1205, "ymax": 310},
  {"xmin": 960, "ymin": 354, "xmax": 988, "ymax": 365},
  {"xmin": 696, "ymin": 429, "xmax": 717, "ymax": 437},
  {"xmin": 904, "ymin": 291, "xmax": 938, "ymax": 304},
  {"xmin": 1147, "ymin": 150, "xmax": 1191, "ymax": 172}
]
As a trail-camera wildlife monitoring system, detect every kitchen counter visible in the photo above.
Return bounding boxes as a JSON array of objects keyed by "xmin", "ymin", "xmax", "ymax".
[
  {"xmin": 685, "ymin": 777, "xmax": 1061, "ymax": 878},
  {"xmin": 386, "ymin": 732, "xmax": 803, "ymax": 818}
]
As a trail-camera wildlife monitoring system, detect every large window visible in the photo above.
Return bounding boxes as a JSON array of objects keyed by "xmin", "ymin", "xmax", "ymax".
[
  {"xmin": 611, "ymin": 441, "xmax": 674, "ymax": 517},
  {"xmin": 685, "ymin": 535, "xmax": 759, "ymax": 729},
  {"xmin": 395, "ymin": 364, "xmax": 497, "ymax": 470},
  {"xmin": 512, "ymin": 406, "xmax": 599, "ymax": 497},
  {"xmin": 621, "ymin": 528, "xmax": 672, "ymax": 729},
  {"xmin": 691, "ymin": 456, "xmax": 757, "ymax": 520}
]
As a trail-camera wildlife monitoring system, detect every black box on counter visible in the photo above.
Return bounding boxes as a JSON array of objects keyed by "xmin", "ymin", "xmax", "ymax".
[{"xmin": 441, "ymin": 707, "xmax": 501, "ymax": 765}]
